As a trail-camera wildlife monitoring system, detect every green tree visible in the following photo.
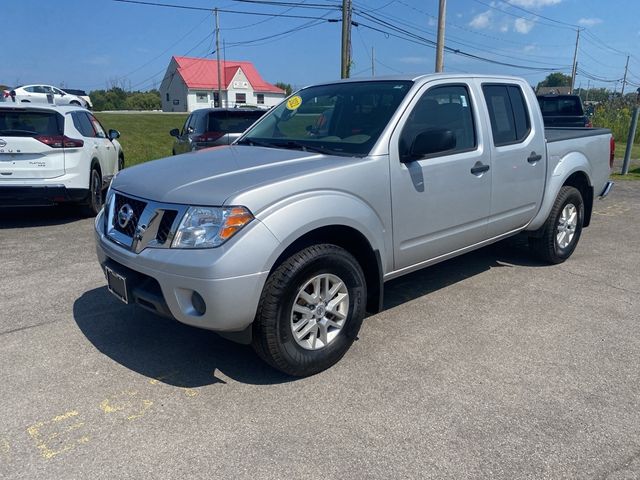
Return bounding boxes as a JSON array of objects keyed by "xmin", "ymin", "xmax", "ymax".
[
  {"xmin": 536, "ymin": 73, "xmax": 572, "ymax": 90},
  {"xmin": 275, "ymin": 82, "xmax": 293, "ymax": 95}
]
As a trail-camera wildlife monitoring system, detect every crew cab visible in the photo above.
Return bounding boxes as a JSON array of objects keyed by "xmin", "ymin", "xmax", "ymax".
[
  {"xmin": 94, "ymin": 75, "xmax": 614, "ymax": 376},
  {"xmin": 0, "ymin": 104, "xmax": 124, "ymax": 214}
]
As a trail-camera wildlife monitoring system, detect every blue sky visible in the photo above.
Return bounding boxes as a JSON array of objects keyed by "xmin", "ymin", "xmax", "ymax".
[{"xmin": 3, "ymin": 0, "xmax": 640, "ymax": 92}]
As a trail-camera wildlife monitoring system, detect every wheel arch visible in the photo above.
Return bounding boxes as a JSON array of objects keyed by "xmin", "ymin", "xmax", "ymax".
[
  {"xmin": 562, "ymin": 171, "xmax": 593, "ymax": 227},
  {"xmin": 268, "ymin": 225, "xmax": 384, "ymax": 314}
]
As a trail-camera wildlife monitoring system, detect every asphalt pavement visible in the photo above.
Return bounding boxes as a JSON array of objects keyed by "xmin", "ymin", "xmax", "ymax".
[{"xmin": 0, "ymin": 182, "xmax": 639, "ymax": 479}]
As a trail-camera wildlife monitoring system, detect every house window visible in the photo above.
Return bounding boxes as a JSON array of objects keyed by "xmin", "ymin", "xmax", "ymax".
[
  {"xmin": 257, "ymin": 93, "xmax": 264, "ymax": 105},
  {"xmin": 196, "ymin": 92, "xmax": 208, "ymax": 103},
  {"xmin": 173, "ymin": 99, "xmax": 179, "ymax": 105},
  {"xmin": 166, "ymin": 93, "xmax": 169, "ymax": 101},
  {"xmin": 235, "ymin": 93, "xmax": 246, "ymax": 105}
]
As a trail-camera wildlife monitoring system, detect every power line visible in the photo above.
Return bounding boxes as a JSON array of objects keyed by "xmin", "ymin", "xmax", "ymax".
[
  {"xmin": 469, "ymin": 0, "xmax": 575, "ymax": 30},
  {"xmin": 497, "ymin": 0, "xmax": 579, "ymax": 28}
]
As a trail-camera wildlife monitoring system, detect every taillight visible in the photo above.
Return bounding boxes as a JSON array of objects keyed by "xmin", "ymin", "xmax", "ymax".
[
  {"xmin": 35, "ymin": 135, "xmax": 84, "ymax": 148},
  {"xmin": 585, "ymin": 118, "xmax": 593, "ymax": 128},
  {"xmin": 193, "ymin": 131, "xmax": 224, "ymax": 143},
  {"xmin": 609, "ymin": 135, "xmax": 615, "ymax": 169}
]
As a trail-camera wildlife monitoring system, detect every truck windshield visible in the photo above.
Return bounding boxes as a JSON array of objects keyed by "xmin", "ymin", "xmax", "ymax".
[{"xmin": 239, "ymin": 80, "xmax": 414, "ymax": 156}]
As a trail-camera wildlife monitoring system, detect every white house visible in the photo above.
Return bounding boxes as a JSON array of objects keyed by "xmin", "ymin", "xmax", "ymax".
[{"xmin": 159, "ymin": 56, "xmax": 286, "ymax": 112}]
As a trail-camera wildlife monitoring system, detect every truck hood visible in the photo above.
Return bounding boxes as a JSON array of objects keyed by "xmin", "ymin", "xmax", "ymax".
[{"xmin": 111, "ymin": 145, "xmax": 356, "ymax": 206}]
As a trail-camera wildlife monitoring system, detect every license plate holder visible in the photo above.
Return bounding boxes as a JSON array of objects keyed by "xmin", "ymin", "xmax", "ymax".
[{"xmin": 105, "ymin": 266, "xmax": 129, "ymax": 304}]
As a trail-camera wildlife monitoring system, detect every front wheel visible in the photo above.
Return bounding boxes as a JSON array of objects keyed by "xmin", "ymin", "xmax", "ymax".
[
  {"xmin": 529, "ymin": 186, "xmax": 584, "ymax": 264},
  {"xmin": 252, "ymin": 244, "xmax": 367, "ymax": 377}
]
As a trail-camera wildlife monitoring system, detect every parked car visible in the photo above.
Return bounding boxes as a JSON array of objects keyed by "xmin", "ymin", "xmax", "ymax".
[
  {"xmin": 62, "ymin": 88, "xmax": 93, "ymax": 110},
  {"xmin": 170, "ymin": 108, "xmax": 266, "ymax": 154},
  {"xmin": 537, "ymin": 94, "xmax": 592, "ymax": 128},
  {"xmin": 3, "ymin": 85, "xmax": 90, "ymax": 109},
  {"xmin": 95, "ymin": 75, "xmax": 614, "ymax": 376},
  {"xmin": 0, "ymin": 104, "xmax": 124, "ymax": 215}
]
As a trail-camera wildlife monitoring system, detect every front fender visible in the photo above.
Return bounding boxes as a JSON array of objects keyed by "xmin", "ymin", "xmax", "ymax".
[
  {"xmin": 256, "ymin": 190, "xmax": 391, "ymax": 275},
  {"xmin": 526, "ymin": 151, "xmax": 592, "ymax": 231}
]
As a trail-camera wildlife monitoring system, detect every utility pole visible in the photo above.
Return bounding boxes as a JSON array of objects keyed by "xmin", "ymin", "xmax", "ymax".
[
  {"xmin": 570, "ymin": 28, "xmax": 580, "ymax": 94},
  {"xmin": 435, "ymin": 0, "xmax": 446, "ymax": 72},
  {"xmin": 215, "ymin": 8, "xmax": 223, "ymax": 108},
  {"xmin": 371, "ymin": 47, "xmax": 375, "ymax": 77},
  {"xmin": 621, "ymin": 55, "xmax": 630, "ymax": 96},
  {"xmin": 341, "ymin": 0, "xmax": 352, "ymax": 78},
  {"xmin": 585, "ymin": 79, "xmax": 591, "ymax": 102}
]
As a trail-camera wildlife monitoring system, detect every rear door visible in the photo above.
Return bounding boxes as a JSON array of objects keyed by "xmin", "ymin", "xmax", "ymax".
[
  {"xmin": 87, "ymin": 113, "xmax": 117, "ymax": 176},
  {"xmin": 0, "ymin": 108, "xmax": 66, "ymax": 179},
  {"xmin": 482, "ymin": 83, "xmax": 546, "ymax": 236}
]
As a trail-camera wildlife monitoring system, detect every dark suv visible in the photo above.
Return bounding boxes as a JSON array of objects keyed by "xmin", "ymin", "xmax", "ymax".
[
  {"xmin": 170, "ymin": 108, "xmax": 266, "ymax": 154},
  {"xmin": 537, "ymin": 94, "xmax": 592, "ymax": 128}
]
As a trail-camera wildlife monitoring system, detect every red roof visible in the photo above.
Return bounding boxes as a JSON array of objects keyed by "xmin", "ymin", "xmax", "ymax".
[{"xmin": 173, "ymin": 56, "xmax": 284, "ymax": 94}]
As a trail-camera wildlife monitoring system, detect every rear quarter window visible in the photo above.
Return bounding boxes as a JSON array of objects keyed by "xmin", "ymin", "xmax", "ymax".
[
  {"xmin": 0, "ymin": 110, "xmax": 63, "ymax": 136},
  {"xmin": 482, "ymin": 84, "xmax": 531, "ymax": 146}
]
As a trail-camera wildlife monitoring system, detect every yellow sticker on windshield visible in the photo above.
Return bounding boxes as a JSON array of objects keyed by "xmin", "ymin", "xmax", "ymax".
[{"xmin": 286, "ymin": 95, "xmax": 302, "ymax": 110}]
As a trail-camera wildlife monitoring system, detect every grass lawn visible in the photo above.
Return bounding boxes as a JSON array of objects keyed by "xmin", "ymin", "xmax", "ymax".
[
  {"xmin": 614, "ymin": 142, "xmax": 640, "ymax": 162},
  {"xmin": 95, "ymin": 112, "xmax": 188, "ymax": 167}
]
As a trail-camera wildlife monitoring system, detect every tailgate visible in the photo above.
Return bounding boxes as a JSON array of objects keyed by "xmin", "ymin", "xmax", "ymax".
[{"xmin": 0, "ymin": 108, "xmax": 66, "ymax": 179}]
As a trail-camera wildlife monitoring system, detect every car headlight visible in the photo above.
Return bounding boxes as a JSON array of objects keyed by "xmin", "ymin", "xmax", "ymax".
[{"xmin": 171, "ymin": 206, "xmax": 253, "ymax": 249}]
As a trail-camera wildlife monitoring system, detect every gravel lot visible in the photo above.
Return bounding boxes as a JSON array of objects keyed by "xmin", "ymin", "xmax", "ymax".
[{"xmin": 1, "ymin": 182, "xmax": 638, "ymax": 479}]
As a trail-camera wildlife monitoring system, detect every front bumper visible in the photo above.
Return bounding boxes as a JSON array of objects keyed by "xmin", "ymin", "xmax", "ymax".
[
  {"xmin": 94, "ymin": 209, "xmax": 277, "ymax": 332},
  {"xmin": 0, "ymin": 185, "xmax": 88, "ymax": 206}
]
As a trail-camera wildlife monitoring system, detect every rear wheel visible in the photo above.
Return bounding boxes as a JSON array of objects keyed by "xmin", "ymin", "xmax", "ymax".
[
  {"xmin": 252, "ymin": 244, "xmax": 366, "ymax": 377},
  {"xmin": 118, "ymin": 154, "xmax": 125, "ymax": 171},
  {"xmin": 81, "ymin": 168, "xmax": 104, "ymax": 217},
  {"xmin": 529, "ymin": 186, "xmax": 584, "ymax": 264},
  {"xmin": 70, "ymin": 100, "xmax": 81, "ymax": 106}
]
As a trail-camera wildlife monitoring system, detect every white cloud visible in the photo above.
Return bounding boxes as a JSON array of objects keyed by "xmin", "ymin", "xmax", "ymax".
[
  {"xmin": 523, "ymin": 44, "xmax": 536, "ymax": 52},
  {"xmin": 508, "ymin": 0, "xmax": 561, "ymax": 7},
  {"xmin": 578, "ymin": 17, "xmax": 603, "ymax": 27},
  {"xmin": 399, "ymin": 56, "xmax": 428, "ymax": 65},
  {"xmin": 499, "ymin": 24, "xmax": 509, "ymax": 32},
  {"xmin": 469, "ymin": 10, "xmax": 492, "ymax": 29},
  {"xmin": 514, "ymin": 18, "xmax": 534, "ymax": 34},
  {"xmin": 427, "ymin": 17, "xmax": 437, "ymax": 27}
]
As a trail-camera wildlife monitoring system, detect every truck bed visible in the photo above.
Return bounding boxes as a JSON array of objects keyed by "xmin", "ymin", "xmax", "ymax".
[{"xmin": 545, "ymin": 127, "xmax": 610, "ymax": 143}]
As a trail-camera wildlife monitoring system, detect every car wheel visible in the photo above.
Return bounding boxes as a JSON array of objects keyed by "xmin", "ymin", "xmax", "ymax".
[
  {"xmin": 118, "ymin": 154, "xmax": 125, "ymax": 171},
  {"xmin": 252, "ymin": 244, "xmax": 366, "ymax": 377},
  {"xmin": 529, "ymin": 186, "xmax": 584, "ymax": 264},
  {"xmin": 81, "ymin": 168, "xmax": 104, "ymax": 217},
  {"xmin": 70, "ymin": 100, "xmax": 80, "ymax": 106}
]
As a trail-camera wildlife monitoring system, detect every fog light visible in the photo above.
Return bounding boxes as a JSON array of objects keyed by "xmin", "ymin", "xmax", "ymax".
[{"xmin": 191, "ymin": 291, "xmax": 206, "ymax": 316}]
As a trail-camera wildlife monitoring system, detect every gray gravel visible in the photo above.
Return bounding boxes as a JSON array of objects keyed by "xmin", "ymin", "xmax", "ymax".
[{"xmin": 0, "ymin": 183, "xmax": 638, "ymax": 479}]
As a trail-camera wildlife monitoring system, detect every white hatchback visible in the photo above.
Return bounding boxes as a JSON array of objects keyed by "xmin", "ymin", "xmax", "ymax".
[
  {"xmin": 0, "ymin": 104, "xmax": 124, "ymax": 215},
  {"xmin": 3, "ymin": 84, "xmax": 90, "ymax": 109}
]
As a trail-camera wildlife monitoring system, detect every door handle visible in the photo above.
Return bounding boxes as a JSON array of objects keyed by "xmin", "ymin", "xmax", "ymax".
[
  {"xmin": 470, "ymin": 162, "xmax": 490, "ymax": 175},
  {"xmin": 527, "ymin": 151, "xmax": 542, "ymax": 164}
]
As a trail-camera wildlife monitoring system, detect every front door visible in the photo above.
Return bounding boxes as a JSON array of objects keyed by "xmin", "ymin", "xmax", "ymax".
[{"xmin": 390, "ymin": 81, "xmax": 492, "ymax": 271}]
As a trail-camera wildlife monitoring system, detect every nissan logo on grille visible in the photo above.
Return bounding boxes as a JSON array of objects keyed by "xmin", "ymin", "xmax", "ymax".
[
  {"xmin": 117, "ymin": 204, "xmax": 135, "ymax": 229},
  {"xmin": 0, "ymin": 139, "xmax": 6, "ymax": 148}
]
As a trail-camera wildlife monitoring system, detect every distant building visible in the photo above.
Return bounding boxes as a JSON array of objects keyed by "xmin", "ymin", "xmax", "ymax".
[{"xmin": 159, "ymin": 56, "xmax": 285, "ymax": 112}]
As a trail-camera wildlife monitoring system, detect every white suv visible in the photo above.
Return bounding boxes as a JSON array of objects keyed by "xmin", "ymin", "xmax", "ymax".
[
  {"xmin": 0, "ymin": 104, "xmax": 124, "ymax": 215},
  {"xmin": 4, "ymin": 85, "xmax": 90, "ymax": 109}
]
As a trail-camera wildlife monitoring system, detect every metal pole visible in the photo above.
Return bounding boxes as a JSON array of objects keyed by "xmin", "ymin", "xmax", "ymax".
[
  {"xmin": 435, "ymin": 0, "xmax": 446, "ymax": 72},
  {"xmin": 570, "ymin": 28, "xmax": 580, "ymax": 94},
  {"xmin": 371, "ymin": 47, "xmax": 375, "ymax": 77},
  {"xmin": 585, "ymin": 79, "xmax": 590, "ymax": 102},
  {"xmin": 341, "ymin": 0, "xmax": 352, "ymax": 78},
  {"xmin": 621, "ymin": 55, "xmax": 629, "ymax": 96},
  {"xmin": 622, "ymin": 106, "xmax": 639, "ymax": 175},
  {"xmin": 215, "ymin": 8, "xmax": 223, "ymax": 108}
]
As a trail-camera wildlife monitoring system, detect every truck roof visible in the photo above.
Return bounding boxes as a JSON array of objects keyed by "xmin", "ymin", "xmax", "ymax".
[{"xmin": 305, "ymin": 73, "xmax": 530, "ymax": 87}]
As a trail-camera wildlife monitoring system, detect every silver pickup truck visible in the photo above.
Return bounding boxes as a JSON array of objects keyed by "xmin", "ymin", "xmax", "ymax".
[{"xmin": 95, "ymin": 75, "xmax": 614, "ymax": 376}]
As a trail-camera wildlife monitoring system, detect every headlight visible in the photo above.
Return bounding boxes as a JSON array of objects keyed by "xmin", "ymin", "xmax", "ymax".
[{"xmin": 171, "ymin": 206, "xmax": 253, "ymax": 249}]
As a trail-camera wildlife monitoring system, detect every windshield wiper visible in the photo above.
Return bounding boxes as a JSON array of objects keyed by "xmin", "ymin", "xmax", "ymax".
[
  {"xmin": 236, "ymin": 138, "xmax": 277, "ymax": 148},
  {"xmin": 267, "ymin": 140, "xmax": 347, "ymax": 156}
]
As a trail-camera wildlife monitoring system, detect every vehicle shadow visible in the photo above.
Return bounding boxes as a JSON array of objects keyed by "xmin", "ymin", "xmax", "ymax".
[
  {"xmin": 0, "ymin": 205, "xmax": 86, "ymax": 228},
  {"xmin": 73, "ymin": 235, "xmax": 546, "ymax": 387}
]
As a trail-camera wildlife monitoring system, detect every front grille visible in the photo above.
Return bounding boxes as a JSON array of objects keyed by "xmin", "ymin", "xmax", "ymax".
[
  {"xmin": 156, "ymin": 210, "xmax": 178, "ymax": 244},
  {"xmin": 113, "ymin": 193, "xmax": 147, "ymax": 237}
]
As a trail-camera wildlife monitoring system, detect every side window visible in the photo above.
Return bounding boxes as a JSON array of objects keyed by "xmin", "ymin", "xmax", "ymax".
[
  {"xmin": 72, "ymin": 112, "xmax": 96, "ymax": 137},
  {"xmin": 482, "ymin": 84, "xmax": 531, "ymax": 146},
  {"xmin": 24, "ymin": 86, "xmax": 35, "ymax": 93},
  {"xmin": 87, "ymin": 113, "xmax": 106, "ymax": 138},
  {"xmin": 182, "ymin": 114, "xmax": 193, "ymax": 135},
  {"xmin": 399, "ymin": 84, "xmax": 476, "ymax": 159}
]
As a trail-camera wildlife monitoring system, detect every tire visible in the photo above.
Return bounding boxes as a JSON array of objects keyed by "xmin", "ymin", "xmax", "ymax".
[
  {"xmin": 81, "ymin": 168, "xmax": 104, "ymax": 217},
  {"xmin": 70, "ymin": 100, "xmax": 80, "ymax": 106},
  {"xmin": 118, "ymin": 154, "xmax": 125, "ymax": 171},
  {"xmin": 529, "ymin": 186, "xmax": 584, "ymax": 264},
  {"xmin": 252, "ymin": 244, "xmax": 367, "ymax": 377}
]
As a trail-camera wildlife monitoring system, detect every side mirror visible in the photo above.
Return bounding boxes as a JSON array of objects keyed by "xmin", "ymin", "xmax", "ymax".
[
  {"xmin": 401, "ymin": 128, "xmax": 456, "ymax": 162},
  {"xmin": 108, "ymin": 129, "xmax": 120, "ymax": 140},
  {"xmin": 170, "ymin": 128, "xmax": 180, "ymax": 137}
]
